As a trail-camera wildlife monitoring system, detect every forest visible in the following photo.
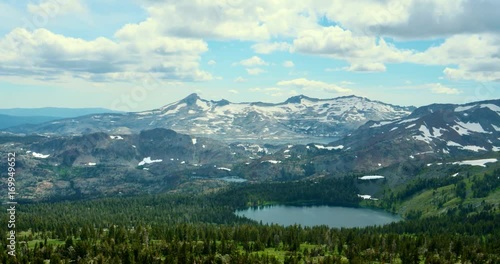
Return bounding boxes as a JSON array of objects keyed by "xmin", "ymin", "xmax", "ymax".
[{"xmin": 1, "ymin": 176, "xmax": 499, "ymax": 263}]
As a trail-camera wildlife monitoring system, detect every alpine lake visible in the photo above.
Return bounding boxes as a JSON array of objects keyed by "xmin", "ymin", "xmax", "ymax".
[{"xmin": 235, "ymin": 205, "xmax": 401, "ymax": 228}]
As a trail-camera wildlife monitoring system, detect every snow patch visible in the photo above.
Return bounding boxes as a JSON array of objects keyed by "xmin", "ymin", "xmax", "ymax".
[
  {"xmin": 314, "ymin": 144, "xmax": 344, "ymax": 150},
  {"xmin": 192, "ymin": 138, "xmax": 197, "ymax": 145},
  {"xmin": 413, "ymin": 125, "xmax": 433, "ymax": 143},
  {"xmin": 88, "ymin": 162, "xmax": 96, "ymax": 166},
  {"xmin": 451, "ymin": 125, "xmax": 470, "ymax": 135},
  {"xmin": 452, "ymin": 158, "xmax": 497, "ymax": 167},
  {"xmin": 160, "ymin": 103, "xmax": 187, "ymax": 116},
  {"xmin": 455, "ymin": 121, "xmax": 489, "ymax": 134},
  {"xmin": 455, "ymin": 105, "xmax": 475, "ymax": 112},
  {"xmin": 218, "ymin": 167, "xmax": 231, "ymax": 171},
  {"xmin": 32, "ymin": 152, "xmax": 50, "ymax": 159},
  {"xmin": 461, "ymin": 145, "xmax": 487, "ymax": 152},
  {"xmin": 357, "ymin": 194, "xmax": 378, "ymax": 201},
  {"xmin": 370, "ymin": 121, "xmax": 393, "ymax": 128},
  {"xmin": 398, "ymin": 118, "xmax": 420, "ymax": 124},
  {"xmin": 138, "ymin": 157, "xmax": 163, "ymax": 166},
  {"xmin": 480, "ymin": 104, "xmax": 500, "ymax": 114},
  {"xmin": 110, "ymin": 135, "xmax": 123, "ymax": 140},
  {"xmin": 447, "ymin": 141, "xmax": 462, "ymax": 147},
  {"xmin": 358, "ymin": 175, "xmax": 385, "ymax": 180},
  {"xmin": 261, "ymin": 160, "xmax": 282, "ymax": 164}
]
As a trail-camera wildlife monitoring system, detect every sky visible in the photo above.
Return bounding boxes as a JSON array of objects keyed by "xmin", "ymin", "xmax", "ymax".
[{"xmin": 1, "ymin": 0, "xmax": 499, "ymax": 111}]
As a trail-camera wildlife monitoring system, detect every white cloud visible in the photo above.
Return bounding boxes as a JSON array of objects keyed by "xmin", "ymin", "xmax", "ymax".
[
  {"xmin": 228, "ymin": 89, "xmax": 239, "ymax": 94},
  {"xmin": 27, "ymin": 0, "xmax": 87, "ymax": 17},
  {"xmin": 319, "ymin": 0, "xmax": 500, "ymax": 39},
  {"xmin": 277, "ymin": 78, "xmax": 351, "ymax": 93},
  {"xmin": 283, "ymin": 60, "xmax": 295, "ymax": 68},
  {"xmin": 291, "ymin": 26, "xmax": 412, "ymax": 67},
  {"xmin": 0, "ymin": 27, "xmax": 213, "ymax": 82},
  {"xmin": 234, "ymin": 76, "xmax": 247, "ymax": 83},
  {"xmin": 427, "ymin": 83, "xmax": 461, "ymax": 95},
  {"xmin": 252, "ymin": 42, "xmax": 291, "ymax": 54},
  {"xmin": 139, "ymin": 0, "xmax": 319, "ymax": 41},
  {"xmin": 346, "ymin": 63, "xmax": 386, "ymax": 72},
  {"xmin": 207, "ymin": 60, "xmax": 216, "ymax": 65},
  {"xmin": 246, "ymin": 68, "xmax": 266, "ymax": 75},
  {"xmin": 411, "ymin": 34, "xmax": 500, "ymax": 82},
  {"xmin": 236, "ymin": 56, "xmax": 268, "ymax": 67}
]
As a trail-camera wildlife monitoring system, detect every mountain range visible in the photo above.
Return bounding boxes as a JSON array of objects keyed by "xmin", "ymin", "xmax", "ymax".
[
  {"xmin": 5, "ymin": 94, "xmax": 414, "ymax": 143},
  {"xmin": 0, "ymin": 107, "xmax": 121, "ymax": 129},
  {"xmin": 1, "ymin": 95, "xmax": 498, "ymax": 201}
]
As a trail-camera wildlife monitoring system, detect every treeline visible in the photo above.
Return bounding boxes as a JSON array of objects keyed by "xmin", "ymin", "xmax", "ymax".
[
  {"xmin": 0, "ymin": 176, "xmax": 499, "ymax": 263},
  {"xmin": 391, "ymin": 175, "xmax": 464, "ymax": 201},
  {"xmin": 9, "ymin": 177, "xmax": 359, "ymax": 234},
  {"xmin": 1, "ymin": 209, "xmax": 498, "ymax": 263},
  {"xmin": 471, "ymin": 168, "xmax": 500, "ymax": 198},
  {"xmin": 216, "ymin": 177, "xmax": 360, "ymax": 208}
]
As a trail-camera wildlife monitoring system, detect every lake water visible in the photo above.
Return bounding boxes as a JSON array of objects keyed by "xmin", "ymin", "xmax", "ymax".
[
  {"xmin": 219, "ymin": 176, "xmax": 247, "ymax": 183},
  {"xmin": 190, "ymin": 176, "xmax": 247, "ymax": 183},
  {"xmin": 235, "ymin": 205, "xmax": 401, "ymax": 228}
]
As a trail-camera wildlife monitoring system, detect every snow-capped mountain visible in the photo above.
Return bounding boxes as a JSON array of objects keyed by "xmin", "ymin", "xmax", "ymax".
[
  {"xmin": 7, "ymin": 93, "xmax": 414, "ymax": 142},
  {"xmin": 330, "ymin": 100, "xmax": 500, "ymax": 169}
]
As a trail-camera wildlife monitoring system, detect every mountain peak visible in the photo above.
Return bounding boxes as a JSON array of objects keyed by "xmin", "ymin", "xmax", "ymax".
[
  {"xmin": 284, "ymin": 95, "xmax": 317, "ymax": 104},
  {"xmin": 180, "ymin": 93, "xmax": 201, "ymax": 105}
]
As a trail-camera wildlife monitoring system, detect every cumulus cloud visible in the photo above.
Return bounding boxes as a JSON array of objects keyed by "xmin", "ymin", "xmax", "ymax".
[
  {"xmin": 236, "ymin": 56, "xmax": 268, "ymax": 67},
  {"xmin": 3, "ymin": 0, "xmax": 500, "ymax": 86},
  {"xmin": 291, "ymin": 26, "xmax": 413, "ymax": 67},
  {"xmin": 319, "ymin": 0, "xmax": 500, "ymax": 39},
  {"xmin": 252, "ymin": 42, "xmax": 291, "ymax": 54},
  {"xmin": 207, "ymin": 60, "xmax": 216, "ymax": 65},
  {"xmin": 346, "ymin": 63, "xmax": 386, "ymax": 72},
  {"xmin": 411, "ymin": 34, "xmax": 500, "ymax": 82},
  {"xmin": 277, "ymin": 78, "xmax": 351, "ymax": 93},
  {"xmin": 0, "ymin": 26, "xmax": 213, "ymax": 82},
  {"xmin": 138, "ymin": 0, "xmax": 318, "ymax": 41}
]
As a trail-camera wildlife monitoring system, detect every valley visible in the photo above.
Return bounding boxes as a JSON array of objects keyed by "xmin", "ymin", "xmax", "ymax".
[{"xmin": 1, "ymin": 95, "xmax": 499, "ymax": 263}]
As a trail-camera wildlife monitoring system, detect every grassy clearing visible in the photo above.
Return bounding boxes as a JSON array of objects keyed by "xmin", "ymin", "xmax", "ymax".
[{"xmin": 27, "ymin": 238, "xmax": 65, "ymax": 249}]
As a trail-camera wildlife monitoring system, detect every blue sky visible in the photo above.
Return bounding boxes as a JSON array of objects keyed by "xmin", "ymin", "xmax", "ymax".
[{"xmin": 1, "ymin": 0, "xmax": 499, "ymax": 111}]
